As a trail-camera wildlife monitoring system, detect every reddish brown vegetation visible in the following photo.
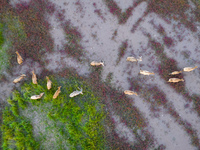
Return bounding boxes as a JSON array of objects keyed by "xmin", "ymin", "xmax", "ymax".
[
  {"xmin": 57, "ymin": 66, "xmax": 153, "ymax": 148},
  {"xmin": 148, "ymin": 0, "xmax": 189, "ymax": 16},
  {"xmin": 93, "ymin": 3, "xmax": 106, "ymax": 21},
  {"xmin": 157, "ymin": 24, "xmax": 166, "ymax": 35},
  {"xmin": 12, "ymin": 0, "xmax": 54, "ymax": 66},
  {"xmin": 116, "ymin": 40, "xmax": 128, "ymax": 65},
  {"xmin": 147, "ymin": 0, "xmax": 198, "ymax": 32},
  {"xmin": 150, "ymin": 40, "xmax": 164, "ymax": 55},
  {"xmin": 166, "ymin": 103, "xmax": 200, "ymax": 148},
  {"xmin": 149, "ymin": 38, "xmax": 200, "ymax": 122},
  {"xmin": 60, "ymin": 19, "xmax": 84, "ymax": 62},
  {"xmin": 163, "ymin": 36, "xmax": 174, "ymax": 48},
  {"xmin": 149, "ymin": 39, "xmax": 185, "ymax": 93},
  {"xmin": 191, "ymin": 94, "xmax": 200, "ymax": 118},
  {"xmin": 127, "ymin": 75, "xmax": 200, "ymax": 148},
  {"xmin": 104, "ymin": 0, "xmax": 145, "ymax": 24}
]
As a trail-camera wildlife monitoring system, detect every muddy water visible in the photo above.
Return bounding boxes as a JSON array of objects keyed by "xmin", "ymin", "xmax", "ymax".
[{"xmin": 2, "ymin": 0, "xmax": 200, "ymax": 149}]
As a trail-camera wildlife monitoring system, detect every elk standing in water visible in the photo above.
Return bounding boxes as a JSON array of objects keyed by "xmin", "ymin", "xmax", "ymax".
[
  {"xmin": 69, "ymin": 87, "xmax": 83, "ymax": 97},
  {"xmin": 183, "ymin": 66, "xmax": 198, "ymax": 72},
  {"xmin": 140, "ymin": 70, "xmax": 155, "ymax": 75},
  {"xmin": 13, "ymin": 74, "xmax": 26, "ymax": 83},
  {"xmin": 90, "ymin": 61, "xmax": 104, "ymax": 66},
  {"xmin": 169, "ymin": 71, "xmax": 182, "ymax": 75},
  {"xmin": 31, "ymin": 92, "xmax": 44, "ymax": 100},
  {"xmin": 53, "ymin": 86, "xmax": 61, "ymax": 99},
  {"xmin": 124, "ymin": 90, "xmax": 138, "ymax": 96},
  {"xmin": 168, "ymin": 78, "xmax": 184, "ymax": 83},
  {"xmin": 46, "ymin": 76, "xmax": 52, "ymax": 90},
  {"xmin": 126, "ymin": 56, "xmax": 142, "ymax": 62},
  {"xmin": 32, "ymin": 70, "xmax": 37, "ymax": 84},
  {"xmin": 15, "ymin": 51, "xmax": 23, "ymax": 65}
]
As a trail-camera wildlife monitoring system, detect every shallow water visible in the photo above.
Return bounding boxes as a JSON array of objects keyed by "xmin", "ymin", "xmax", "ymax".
[{"xmin": 1, "ymin": 0, "xmax": 200, "ymax": 149}]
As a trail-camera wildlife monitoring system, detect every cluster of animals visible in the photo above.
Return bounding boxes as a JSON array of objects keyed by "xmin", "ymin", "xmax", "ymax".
[
  {"xmin": 90, "ymin": 56, "xmax": 198, "ymax": 96},
  {"xmin": 13, "ymin": 51, "xmax": 83, "ymax": 100},
  {"xmin": 14, "ymin": 51, "xmax": 197, "ymax": 98}
]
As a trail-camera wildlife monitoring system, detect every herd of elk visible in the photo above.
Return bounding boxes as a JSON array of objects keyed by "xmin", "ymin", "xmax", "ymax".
[
  {"xmin": 13, "ymin": 51, "xmax": 84, "ymax": 100},
  {"xmin": 13, "ymin": 51, "xmax": 198, "ymax": 98},
  {"xmin": 90, "ymin": 56, "xmax": 198, "ymax": 96}
]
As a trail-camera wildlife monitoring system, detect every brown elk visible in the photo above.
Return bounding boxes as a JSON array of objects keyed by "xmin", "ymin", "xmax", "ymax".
[
  {"xmin": 31, "ymin": 92, "xmax": 44, "ymax": 100},
  {"xmin": 15, "ymin": 51, "xmax": 23, "ymax": 65},
  {"xmin": 168, "ymin": 78, "xmax": 184, "ymax": 83},
  {"xmin": 183, "ymin": 66, "xmax": 198, "ymax": 72},
  {"xmin": 46, "ymin": 76, "xmax": 52, "ymax": 90},
  {"xmin": 53, "ymin": 86, "xmax": 61, "ymax": 99},
  {"xmin": 124, "ymin": 90, "xmax": 138, "ymax": 96},
  {"xmin": 13, "ymin": 74, "xmax": 26, "ymax": 83},
  {"xmin": 32, "ymin": 70, "xmax": 37, "ymax": 84}
]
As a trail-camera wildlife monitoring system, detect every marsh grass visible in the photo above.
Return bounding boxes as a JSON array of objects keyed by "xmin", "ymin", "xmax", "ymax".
[
  {"xmin": 0, "ymin": 11, "xmax": 27, "ymax": 78},
  {"xmin": 62, "ymin": 20, "xmax": 85, "ymax": 62},
  {"xmin": 0, "ymin": 13, "xmax": 26, "ymax": 78},
  {"xmin": 191, "ymin": 94, "xmax": 200, "ymax": 117},
  {"xmin": 104, "ymin": 0, "xmax": 145, "ymax": 24},
  {"xmin": 148, "ymin": 0, "xmax": 200, "ymax": 32},
  {"xmin": 59, "ymin": 67, "xmax": 153, "ymax": 149},
  {"xmin": 128, "ymin": 76, "xmax": 200, "ymax": 148},
  {"xmin": 149, "ymin": 39, "xmax": 185, "ymax": 93},
  {"xmin": 116, "ymin": 40, "xmax": 128, "ymax": 65},
  {"xmin": 1, "ymin": 105, "xmax": 39, "ymax": 150},
  {"xmin": 0, "ymin": 22, "xmax": 9, "ymax": 75},
  {"xmin": 149, "ymin": 38, "xmax": 200, "ymax": 118},
  {"xmin": 0, "ymin": 23, "xmax": 5, "ymax": 47},
  {"xmin": 10, "ymin": 0, "xmax": 54, "ymax": 66},
  {"xmin": 2, "ymin": 74, "xmax": 107, "ymax": 149}
]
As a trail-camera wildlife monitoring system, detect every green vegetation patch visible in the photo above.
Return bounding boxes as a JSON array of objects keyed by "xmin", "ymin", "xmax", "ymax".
[
  {"xmin": 2, "ymin": 14, "xmax": 26, "ymax": 43},
  {"xmin": 0, "ymin": 23, "xmax": 5, "ymax": 47},
  {"xmin": 0, "ymin": 22, "xmax": 10, "ymax": 75},
  {"xmin": 0, "ymin": 14, "xmax": 26, "ymax": 76},
  {"xmin": 1, "ymin": 106, "xmax": 39, "ymax": 150},
  {"xmin": 2, "ymin": 75, "xmax": 106, "ymax": 150}
]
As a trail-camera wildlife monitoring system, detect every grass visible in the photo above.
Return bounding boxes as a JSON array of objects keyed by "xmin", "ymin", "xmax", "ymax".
[
  {"xmin": 0, "ymin": 23, "xmax": 5, "ymax": 47},
  {"xmin": 0, "ymin": 11, "xmax": 27, "ymax": 76},
  {"xmin": 1, "ymin": 106, "xmax": 39, "ymax": 150},
  {"xmin": 1, "ymin": 74, "xmax": 107, "ymax": 149},
  {"xmin": 0, "ymin": 22, "xmax": 8, "ymax": 75},
  {"xmin": 88, "ymin": 68, "xmax": 154, "ymax": 149},
  {"xmin": 56, "ymin": 67, "xmax": 153, "ymax": 149},
  {"xmin": 0, "ymin": 13, "xmax": 26, "ymax": 77},
  {"xmin": 10, "ymin": 0, "xmax": 54, "ymax": 66}
]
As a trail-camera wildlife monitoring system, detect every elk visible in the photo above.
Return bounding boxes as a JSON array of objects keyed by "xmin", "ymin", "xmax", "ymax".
[
  {"xmin": 15, "ymin": 51, "xmax": 23, "ymax": 65},
  {"xmin": 140, "ymin": 70, "xmax": 155, "ymax": 75},
  {"xmin": 53, "ymin": 86, "xmax": 61, "ymax": 99},
  {"xmin": 169, "ymin": 71, "xmax": 182, "ymax": 75},
  {"xmin": 46, "ymin": 76, "xmax": 52, "ymax": 90},
  {"xmin": 32, "ymin": 70, "xmax": 37, "ymax": 84},
  {"xmin": 126, "ymin": 56, "xmax": 142, "ymax": 62},
  {"xmin": 168, "ymin": 78, "xmax": 184, "ymax": 83},
  {"xmin": 183, "ymin": 66, "xmax": 198, "ymax": 72},
  {"xmin": 30, "ymin": 92, "xmax": 44, "ymax": 100},
  {"xmin": 69, "ymin": 87, "xmax": 83, "ymax": 97},
  {"xmin": 90, "ymin": 61, "xmax": 104, "ymax": 66},
  {"xmin": 124, "ymin": 90, "xmax": 138, "ymax": 96},
  {"xmin": 13, "ymin": 74, "xmax": 26, "ymax": 83}
]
